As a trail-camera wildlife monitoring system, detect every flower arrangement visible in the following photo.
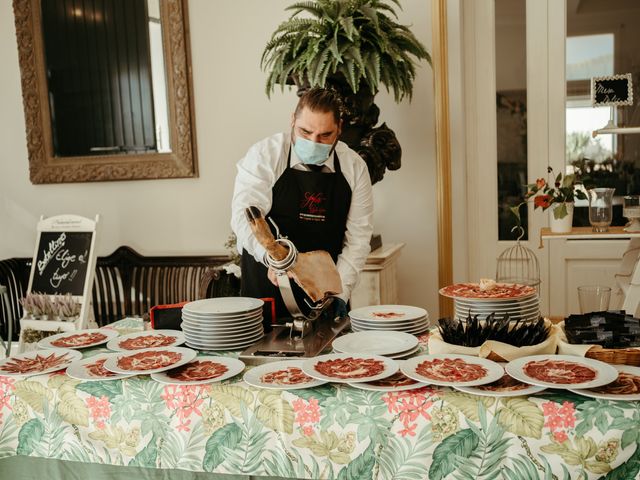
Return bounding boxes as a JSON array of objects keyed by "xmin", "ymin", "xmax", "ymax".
[
  {"xmin": 521, "ymin": 167, "xmax": 587, "ymax": 219},
  {"xmin": 19, "ymin": 293, "xmax": 81, "ymax": 321}
]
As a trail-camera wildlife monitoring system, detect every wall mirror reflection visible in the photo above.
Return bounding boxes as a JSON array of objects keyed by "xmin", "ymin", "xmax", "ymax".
[{"xmin": 13, "ymin": 0, "xmax": 197, "ymax": 183}]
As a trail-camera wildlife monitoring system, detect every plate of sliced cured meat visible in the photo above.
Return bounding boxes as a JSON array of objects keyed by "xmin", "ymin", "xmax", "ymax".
[
  {"xmin": 151, "ymin": 356, "xmax": 245, "ymax": 385},
  {"xmin": 401, "ymin": 354, "xmax": 504, "ymax": 387},
  {"xmin": 103, "ymin": 347, "xmax": 197, "ymax": 375},
  {"xmin": 569, "ymin": 365, "xmax": 640, "ymax": 400},
  {"xmin": 0, "ymin": 348, "xmax": 82, "ymax": 377},
  {"xmin": 302, "ymin": 353, "xmax": 398, "ymax": 384},
  {"xmin": 505, "ymin": 355, "xmax": 619, "ymax": 390},
  {"xmin": 38, "ymin": 329, "xmax": 119, "ymax": 350},
  {"xmin": 243, "ymin": 360, "xmax": 328, "ymax": 390},
  {"xmin": 106, "ymin": 330, "xmax": 185, "ymax": 352},
  {"xmin": 453, "ymin": 364, "xmax": 545, "ymax": 397},
  {"xmin": 439, "ymin": 283, "xmax": 536, "ymax": 301},
  {"xmin": 66, "ymin": 353, "xmax": 135, "ymax": 381},
  {"xmin": 348, "ymin": 362, "xmax": 429, "ymax": 392}
]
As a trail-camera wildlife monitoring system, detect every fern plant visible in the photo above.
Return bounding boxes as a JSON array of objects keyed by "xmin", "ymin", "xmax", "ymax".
[{"xmin": 261, "ymin": 0, "xmax": 430, "ymax": 102}]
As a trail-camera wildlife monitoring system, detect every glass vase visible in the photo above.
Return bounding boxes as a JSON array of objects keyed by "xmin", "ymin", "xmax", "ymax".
[{"xmin": 587, "ymin": 188, "xmax": 615, "ymax": 232}]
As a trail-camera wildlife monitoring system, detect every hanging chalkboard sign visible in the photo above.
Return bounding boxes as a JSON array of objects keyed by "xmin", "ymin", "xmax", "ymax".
[
  {"xmin": 19, "ymin": 215, "xmax": 100, "ymax": 351},
  {"xmin": 30, "ymin": 231, "xmax": 93, "ymax": 295},
  {"xmin": 591, "ymin": 74, "xmax": 633, "ymax": 107}
]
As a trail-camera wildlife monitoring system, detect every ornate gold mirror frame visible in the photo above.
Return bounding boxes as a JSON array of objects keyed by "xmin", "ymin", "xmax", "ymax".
[
  {"xmin": 13, "ymin": 0, "xmax": 198, "ymax": 184},
  {"xmin": 432, "ymin": 0, "xmax": 453, "ymax": 316}
]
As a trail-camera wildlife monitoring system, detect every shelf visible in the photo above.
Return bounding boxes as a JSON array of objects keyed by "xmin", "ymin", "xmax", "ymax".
[
  {"xmin": 592, "ymin": 126, "xmax": 640, "ymax": 137},
  {"xmin": 539, "ymin": 226, "xmax": 640, "ymax": 247}
]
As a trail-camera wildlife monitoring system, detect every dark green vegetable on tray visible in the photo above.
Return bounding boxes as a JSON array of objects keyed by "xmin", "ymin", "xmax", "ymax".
[{"xmin": 437, "ymin": 313, "xmax": 550, "ymax": 347}]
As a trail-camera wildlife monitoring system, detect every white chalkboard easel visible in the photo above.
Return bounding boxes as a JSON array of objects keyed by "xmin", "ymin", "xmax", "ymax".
[{"xmin": 19, "ymin": 214, "xmax": 100, "ymax": 351}]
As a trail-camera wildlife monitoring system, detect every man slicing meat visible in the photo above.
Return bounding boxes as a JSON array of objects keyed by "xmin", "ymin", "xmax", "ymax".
[{"xmin": 231, "ymin": 88, "xmax": 374, "ymax": 327}]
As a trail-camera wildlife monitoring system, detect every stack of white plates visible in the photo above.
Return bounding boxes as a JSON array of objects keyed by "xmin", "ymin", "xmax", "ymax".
[
  {"xmin": 181, "ymin": 297, "xmax": 264, "ymax": 351},
  {"xmin": 453, "ymin": 294, "xmax": 540, "ymax": 323},
  {"xmin": 332, "ymin": 331, "xmax": 420, "ymax": 359},
  {"xmin": 349, "ymin": 305, "xmax": 430, "ymax": 335}
]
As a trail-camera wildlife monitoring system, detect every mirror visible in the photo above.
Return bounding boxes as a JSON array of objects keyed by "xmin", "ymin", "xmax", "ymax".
[{"xmin": 13, "ymin": 0, "xmax": 198, "ymax": 183}]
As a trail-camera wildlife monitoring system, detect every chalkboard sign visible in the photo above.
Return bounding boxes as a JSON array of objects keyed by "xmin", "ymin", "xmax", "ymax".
[
  {"xmin": 30, "ymin": 231, "xmax": 93, "ymax": 295},
  {"xmin": 591, "ymin": 74, "xmax": 633, "ymax": 107}
]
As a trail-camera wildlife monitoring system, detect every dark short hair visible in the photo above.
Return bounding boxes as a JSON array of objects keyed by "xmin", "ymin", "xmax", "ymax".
[{"xmin": 294, "ymin": 87, "xmax": 342, "ymax": 124}]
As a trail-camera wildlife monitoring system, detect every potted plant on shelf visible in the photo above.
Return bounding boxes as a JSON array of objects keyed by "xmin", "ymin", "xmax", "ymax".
[
  {"xmin": 261, "ymin": 0, "xmax": 430, "ymax": 183},
  {"xmin": 513, "ymin": 166, "xmax": 587, "ymax": 234}
]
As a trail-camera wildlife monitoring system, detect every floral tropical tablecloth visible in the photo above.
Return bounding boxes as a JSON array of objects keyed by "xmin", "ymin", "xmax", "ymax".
[{"xmin": 0, "ymin": 319, "xmax": 639, "ymax": 479}]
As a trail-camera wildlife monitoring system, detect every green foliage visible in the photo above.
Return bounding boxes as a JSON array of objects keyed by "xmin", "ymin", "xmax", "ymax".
[
  {"xmin": 128, "ymin": 433, "xmax": 158, "ymax": 468},
  {"xmin": 336, "ymin": 443, "xmax": 375, "ymax": 480},
  {"xmin": 202, "ymin": 423, "xmax": 242, "ymax": 472},
  {"xmin": 429, "ymin": 428, "xmax": 479, "ymax": 480},
  {"xmin": 261, "ymin": 0, "xmax": 430, "ymax": 102},
  {"xmin": 377, "ymin": 425, "xmax": 433, "ymax": 480},
  {"xmin": 76, "ymin": 380, "xmax": 123, "ymax": 401},
  {"xmin": 501, "ymin": 454, "xmax": 542, "ymax": 480},
  {"xmin": 16, "ymin": 418, "xmax": 45, "ymax": 456}
]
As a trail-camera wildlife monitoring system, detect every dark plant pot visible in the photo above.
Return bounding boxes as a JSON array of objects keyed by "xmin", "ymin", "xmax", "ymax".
[{"xmin": 292, "ymin": 74, "xmax": 402, "ymax": 184}]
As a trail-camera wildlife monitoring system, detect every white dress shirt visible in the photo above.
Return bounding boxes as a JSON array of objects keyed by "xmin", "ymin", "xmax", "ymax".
[{"xmin": 231, "ymin": 132, "xmax": 374, "ymax": 301}]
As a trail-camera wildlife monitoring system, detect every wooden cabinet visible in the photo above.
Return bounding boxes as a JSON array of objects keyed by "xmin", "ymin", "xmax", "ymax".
[{"xmin": 350, "ymin": 244, "xmax": 404, "ymax": 308}]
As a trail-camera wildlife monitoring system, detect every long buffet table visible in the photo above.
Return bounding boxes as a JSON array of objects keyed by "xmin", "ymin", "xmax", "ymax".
[{"xmin": 0, "ymin": 319, "xmax": 639, "ymax": 479}]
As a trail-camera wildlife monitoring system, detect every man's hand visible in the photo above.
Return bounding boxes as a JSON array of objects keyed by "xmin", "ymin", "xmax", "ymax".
[
  {"xmin": 333, "ymin": 297, "xmax": 348, "ymax": 318},
  {"xmin": 267, "ymin": 267, "xmax": 294, "ymax": 286}
]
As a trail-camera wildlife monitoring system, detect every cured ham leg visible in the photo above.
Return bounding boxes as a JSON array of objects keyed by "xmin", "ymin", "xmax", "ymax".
[{"xmin": 245, "ymin": 206, "xmax": 342, "ymax": 302}]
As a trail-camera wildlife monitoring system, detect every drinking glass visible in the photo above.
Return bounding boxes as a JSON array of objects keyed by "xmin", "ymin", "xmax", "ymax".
[
  {"xmin": 623, "ymin": 195, "xmax": 640, "ymax": 232},
  {"xmin": 587, "ymin": 188, "xmax": 615, "ymax": 232},
  {"xmin": 577, "ymin": 285, "xmax": 611, "ymax": 314}
]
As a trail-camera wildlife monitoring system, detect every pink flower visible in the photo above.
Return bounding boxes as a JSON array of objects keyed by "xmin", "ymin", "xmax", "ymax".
[
  {"xmin": 162, "ymin": 385, "xmax": 205, "ymax": 424},
  {"xmin": 554, "ymin": 430, "xmax": 568, "ymax": 443},
  {"xmin": 536, "ymin": 178, "xmax": 546, "ymax": 189},
  {"xmin": 302, "ymin": 425, "xmax": 315, "ymax": 436},
  {"xmin": 86, "ymin": 395, "xmax": 111, "ymax": 428},
  {"xmin": 292, "ymin": 397, "xmax": 321, "ymax": 434},
  {"xmin": 399, "ymin": 423, "xmax": 417, "ymax": 437}
]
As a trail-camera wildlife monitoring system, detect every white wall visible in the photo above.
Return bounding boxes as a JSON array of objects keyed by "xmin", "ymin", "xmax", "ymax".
[{"xmin": 0, "ymin": 0, "xmax": 438, "ymax": 316}]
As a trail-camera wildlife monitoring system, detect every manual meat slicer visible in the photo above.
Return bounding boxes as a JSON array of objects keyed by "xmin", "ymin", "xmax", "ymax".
[{"xmin": 240, "ymin": 206, "xmax": 351, "ymax": 361}]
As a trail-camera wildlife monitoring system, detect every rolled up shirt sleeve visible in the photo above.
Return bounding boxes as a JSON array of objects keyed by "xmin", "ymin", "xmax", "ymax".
[
  {"xmin": 335, "ymin": 152, "xmax": 374, "ymax": 301},
  {"xmin": 230, "ymin": 136, "xmax": 284, "ymax": 264}
]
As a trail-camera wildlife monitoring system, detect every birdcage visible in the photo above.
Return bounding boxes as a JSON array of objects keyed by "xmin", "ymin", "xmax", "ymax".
[{"xmin": 496, "ymin": 226, "xmax": 541, "ymax": 290}]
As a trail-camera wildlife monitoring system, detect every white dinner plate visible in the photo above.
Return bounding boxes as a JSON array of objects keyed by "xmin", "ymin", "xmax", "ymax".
[
  {"xmin": 181, "ymin": 315, "xmax": 263, "ymax": 329},
  {"xmin": 505, "ymin": 354, "xmax": 619, "ymax": 390},
  {"xmin": 181, "ymin": 324, "xmax": 263, "ymax": 339},
  {"xmin": 183, "ymin": 326, "xmax": 264, "ymax": 342},
  {"xmin": 243, "ymin": 360, "xmax": 328, "ymax": 390},
  {"xmin": 350, "ymin": 315, "xmax": 429, "ymax": 328},
  {"xmin": 182, "ymin": 297, "xmax": 264, "ymax": 315},
  {"xmin": 332, "ymin": 331, "xmax": 418, "ymax": 356},
  {"xmin": 452, "ymin": 365, "xmax": 546, "ymax": 397},
  {"xmin": 66, "ymin": 352, "xmax": 135, "ymax": 381},
  {"xmin": 348, "ymin": 305, "xmax": 428, "ymax": 322},
  {"xmin": 568, "ymin": 365, "xmax": 640, "ymax": 401},
  {"xmin": 351, "ymin": 324, "xmax": 430, "ymax": 335},
  {"xmin": 103, "ymin": 346, "xmax": 197, "ymax": 375},
  {"xmin": 181, "ymin": 310, "xmax": 263, "ymax": 322},
  {"xmin": 348, "ymin": 363, "xmax": 429, "ymax": 392},
  {"xmin": 401, "ymin": 354, "xmax": 504, "ymax": 387},
  {"xmin": 0, "ymin": 348, "xmax": 82, "ymax": 377},
  {"xmin": 453, "ymin": 302, "xmax": 540, "ymax": 313},
  {"xmin": 184, "ymin": 331, "xmax": 264, "ymax": 350},
  {"xmin": 106, "ymin": 330, "xmax": 185, "ymax": 352},
  {"xmin": 38, "ymin": 328, "xmax": 119, "ymax": 350},
  {"xmin": 151, "ymin": 356, "xmax": 246, "ymax": 385},
  {"xmin": 439, "ymin": 283, "xmax": 537, "ymax": 301},
  {"xmin": 454, "ymin": 295, "xmax": 539, "ymax": 307},
  {"xmin": 302, "ymin": 353, "xmax": 398, "ymax": 384}
]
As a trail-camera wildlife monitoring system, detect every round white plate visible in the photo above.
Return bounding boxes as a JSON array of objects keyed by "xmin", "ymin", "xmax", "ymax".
[
  {"xmin": 505, "ymin": 354, "xmax": 619, "ymax": 390},
  {"xmin": 181, "ymin": 310, "xmax": 263, "ymax": 322},
  {"xmin": 302, "ymin": 353, "xmax": 398, "ymax": 384},
  {"xmin": 151, "ymin": 356, "xmax": 246, "ymax": 385},
  {"xmin": 387, "ymin": 345, "xmax": 422, "ymax": 359},
  {"xmin": 401, "ymin": 354, "xmax": 504, "ymax": 387},
  {"xmin": 453, "ymin": 369, "xmax": 546, "ymax": 397},
  {"xmin": 349, "ymin": 305, "xmax": 428, "ymax": 322},
  {"xmin": 183, "ymin": 327, "xmax": 264, "ymax": 342},
  {"xmin": 453, "ymin": 302, "xmax": 540, "ymax": 313},
  {"xmin": 440, "ymin": 283, "xmax": 537, "ymax": 301},
  {"xmin": 569, "ymin": 365, "xmax": 640, "ymax": 401},
  {"xmin": 38, "ymin": 329, "xmax": 119, "ymax": 350},
  {"xmin": 183, "ymin": 297, "xmax": 264, "ymax": 315},
  {"xmin": 66, "ymin": 353, "xmax": 135, "ymax": 381},
  {"xmin": 350, "ymin": 315, "xmax": 429, "ymax": 328},
  {"xmin": 106, "ymin": 330, "xmax": 185, "ymax": 352},
  {"xmin": 348, "ymin": 366, "xmax": 429, "ymax": 391},
  {"xmin": 454, "ymin": 296, "xmax": 539, "ymax": 307},
  {"xmin": 104, "ymin": 346, "xmax": 197, "ymax": 375},
  {"xmin": 351, "ymin": 324, "xmax": 430, "ymax": 335},
  {"xmin": 184, "ymin": 331, "xmax": 264, "ymax": 350},
  {"xmin": 181, "ymin": 316, "xmax": 263, "ymax": 330},
  {"xmin": 332, "ymin": 331, "xmax": 418, "ymax": 356},
  {"xmin": 0, "ymin": 348, "xmax": 82, "ymax": 377},
  {"xmin": 243, "ymin": 360, "xmax": 328, "ymax": 390}
]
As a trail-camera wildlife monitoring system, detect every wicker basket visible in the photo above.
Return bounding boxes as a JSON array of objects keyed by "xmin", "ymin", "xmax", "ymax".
[{"xmin": 585, "ymin": 346, "xmax": 640, "ymax": 367}]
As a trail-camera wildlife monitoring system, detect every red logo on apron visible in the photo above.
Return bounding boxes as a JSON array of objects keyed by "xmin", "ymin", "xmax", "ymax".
[{"xmin": 299, "ymin": 192, "xmax": 327, "ymax": 222}]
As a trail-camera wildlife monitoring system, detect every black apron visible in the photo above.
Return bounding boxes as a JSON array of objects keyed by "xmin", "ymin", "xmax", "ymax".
[{"xmin": 241, "ymin": 145, "xmax": 352, "ymax": 328}]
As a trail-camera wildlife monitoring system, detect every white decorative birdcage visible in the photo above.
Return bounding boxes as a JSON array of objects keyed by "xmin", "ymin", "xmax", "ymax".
[{"xmin": 496, "ymin": 226, "xmax": 541, "ymax": 290}]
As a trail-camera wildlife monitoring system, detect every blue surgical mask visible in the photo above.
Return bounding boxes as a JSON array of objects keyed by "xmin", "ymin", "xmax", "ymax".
[{"xmin": 293, "ymin": 136, "xmax": 334, "ymax": 165}]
